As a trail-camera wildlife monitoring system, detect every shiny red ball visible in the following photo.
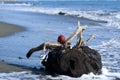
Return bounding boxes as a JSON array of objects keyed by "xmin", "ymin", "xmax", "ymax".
[{"xmin": 57, "ymin": 35, "xmax": 66, "ymax": 44}]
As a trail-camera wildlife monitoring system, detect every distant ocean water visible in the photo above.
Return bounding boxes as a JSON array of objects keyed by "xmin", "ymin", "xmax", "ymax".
[
  {"xmin": 0, "ymin": 1, "xmax": 120, "ymax": 80},
  {"xmin": 1, "ymin": 1, "xmax": 120, "ymax": 29}
]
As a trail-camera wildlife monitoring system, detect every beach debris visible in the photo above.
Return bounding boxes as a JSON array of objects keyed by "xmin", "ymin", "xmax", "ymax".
[
  {"xmin": 1, "ymin": 60, "xmax": 4, "ymax": 62},
  {"xmin": 26, "ymin": 21, "xmax": 102, "ymax": 77},
  {"xmin": 42, "ymin": 46, "xmax": 102, "ymax": 77},
  {"xmin": 18, "ymin": 56, "xmax": 24, "ymax": 59},
  {"xmin": 58, "ymin": 11, "xmax": 66, "ymax": 15}
]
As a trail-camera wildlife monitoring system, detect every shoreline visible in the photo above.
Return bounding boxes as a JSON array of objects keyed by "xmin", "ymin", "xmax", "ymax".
[
  {"xmin": 0, "ymin": 61, "xmax": 46, "ymax": 75},
  {"xmin": 0, "ymin": 61, "xmax": 30, "ymax": 73},
  {"xmin": 0, "ymin": 22, "xmax": 25, "ymax": 37},
  {"xmin": 0, "ymin": 22, "xmax": 28, "ymax": 73}
]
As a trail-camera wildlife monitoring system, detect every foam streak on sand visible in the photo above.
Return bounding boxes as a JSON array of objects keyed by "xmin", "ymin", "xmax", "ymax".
[{"xmin": 0, "ymin": 22, "xmax": 25, "ymax": 37}]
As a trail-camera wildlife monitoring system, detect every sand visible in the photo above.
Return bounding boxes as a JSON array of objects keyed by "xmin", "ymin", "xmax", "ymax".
[
  {"xmin": 0, "ymin": 61, "xmax": 30, "ymax": 73},
  {"xmin": 0, "ymin": 22, "xmax": 27, "ymax": 73},
  {"xmin": 0, "ymin": 61, "xmax": 46, "ymax": 75},
  {"xmin": 0, "ymin": 22, "xmax": 25, "ymax": 37}
]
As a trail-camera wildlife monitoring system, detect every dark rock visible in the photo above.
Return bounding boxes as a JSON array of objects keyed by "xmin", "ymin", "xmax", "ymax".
[
  {"xmin": 1, "ymin": 60, "xmax": 4, "ymax": 62},
  {"xmin": 58, "ymin": 12, "xmax": 66, "ymax": 15},
  {"xmin": 18, "ymin": 57, "xmax": 23, "ymax": 59},
  {"xmin": 42, "ymin": 46, "xmax": 102, "ymax": 77}
]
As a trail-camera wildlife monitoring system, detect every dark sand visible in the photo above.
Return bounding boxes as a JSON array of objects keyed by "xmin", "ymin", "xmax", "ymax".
[
  {"xmin": 0, "ymin": 22, "xmax": 25, "ymax": 37},
  {"xmin": 0, "ymin": 61, "xmax": 45, "ymax": 75},
  {"xmin": 0, "ymin": 22, "xmax": 28, "ymax": 73},
  {"xmin": 0, "ymin": 61, "xmax": 30, "ymax": 73}
]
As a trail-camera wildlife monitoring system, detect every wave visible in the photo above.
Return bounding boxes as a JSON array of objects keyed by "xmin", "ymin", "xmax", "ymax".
[
  {"xmin": 0, "ymin": 3, "xmax": 120, "ymax": 29},
  {"xmin": 0, "ymin": 2, "xmax": 32, "ymax": 7},
  {"xmin": 93, "ymin": 38, "xmax": 120, "ymax": 53},
  {"xmin": 92, "ymin": 38, "xmax": 120, "ymax": 73},
  {"xmin": 0, "ymin": 68, "xmax": 119, "ymax": 80}
]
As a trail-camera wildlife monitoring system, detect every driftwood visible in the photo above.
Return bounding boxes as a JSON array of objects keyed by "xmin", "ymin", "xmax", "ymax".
[
  {"xmin": 41, "ymin": 21, "xmax": 102, "ymax": 77},
  {"xmin": 42, "ymin": 46, "xmax": 102, "ymax": 77},
  {"xmin": 26, "ymin": 21, "xmax": 102, "ymax": 77}
]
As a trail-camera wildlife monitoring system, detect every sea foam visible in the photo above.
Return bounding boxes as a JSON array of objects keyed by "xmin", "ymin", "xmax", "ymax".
[
  {"xmin": 0, "ymin": 68, "xmax": 119, "ymax": 80},
  {"xmin": 0, "ymin": 3, "xmax": 120, "ymax": 29}
]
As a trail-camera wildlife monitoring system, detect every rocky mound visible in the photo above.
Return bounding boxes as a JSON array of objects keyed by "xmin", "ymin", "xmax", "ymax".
[{"xmin": 42, "ymin": 46, "xmax": 102, "ymax": 77}]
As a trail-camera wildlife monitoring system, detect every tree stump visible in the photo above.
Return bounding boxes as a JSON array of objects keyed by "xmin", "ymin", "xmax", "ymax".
[{"xmin": 42, "ymin": 46, "xmax": 102, "ymax": 77}]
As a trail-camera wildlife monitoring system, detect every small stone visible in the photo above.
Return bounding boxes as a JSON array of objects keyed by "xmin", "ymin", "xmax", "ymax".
[
  {"xmin": 1, "ymin": 60, "xmax": 4, "ymax": 62},
  {"xmin": 58, "ymin": 12, "xmax": 66, "ymax": 15},
  {"xmin": 18, "ymin": 57, "xmax": 23, "ymax": 59}
]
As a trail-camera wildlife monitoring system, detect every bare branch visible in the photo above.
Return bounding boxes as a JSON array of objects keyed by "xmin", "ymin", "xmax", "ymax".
[{"xmin": 82, "ymin": 34, "xmax": 96, "ymax": 46}]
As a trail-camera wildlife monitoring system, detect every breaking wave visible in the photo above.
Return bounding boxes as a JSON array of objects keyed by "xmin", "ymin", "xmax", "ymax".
[
  {"xmin": 92, "ymin": 38, "xmax": 120, "ymax": 73},
  {"xmin": 0, "ymin": 2, "xmax": 32, "ymax": 7},
  {"xmin": 0, "ymin": 68, "xmax": 120, "ymax": 80},
  {"xmin": 0, "ymin": 2, "xmax": 120, "ymax": 29},
  {"xmin": 0, "ymin": 4, "xmax": 120, "ymax": 29}
]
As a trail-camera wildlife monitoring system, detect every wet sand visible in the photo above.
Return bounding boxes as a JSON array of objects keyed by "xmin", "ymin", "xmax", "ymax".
[
  {"xmin": 0, "ymin": 61, "xmax": 46, "ymax": 75},
  {"xmin": 0, "ymin": 61, "xmax": 30, "ymax": 73},
  {"xmin": 0, "ymin": 22, "xmax": 25, "ymax": 37},
  {"xmin": 0, "ymin": 22, "xmax": 27, "ymax": 73}
]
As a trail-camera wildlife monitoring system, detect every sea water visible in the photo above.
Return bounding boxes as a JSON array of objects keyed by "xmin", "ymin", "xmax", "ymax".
[{"xmin": 0, "ymin": 1, "xmax": 120, "ymax": 80}]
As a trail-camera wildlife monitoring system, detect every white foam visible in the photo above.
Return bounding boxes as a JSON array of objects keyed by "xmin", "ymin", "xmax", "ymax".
[
  {"xmin": 1, "ymin": 68, "xmax": 119, "ymax": 80},
  {"xmin": 45, "ymin": 68, "xmax": 120, "ymax": 80},
  {"xmin": 0, "ymin": 4, "xmax": 120, "ymax": 29},
  {"xmin": 0, "ymin": 71, "xmax": 39, "ymax": 80},
  {"xmin": 93, "ymin": 38, "xmax": 120, "ymax": 53},
  {"xmin": 0, "ymin": 2, "xmax": 32, "ymax": 7},
  {"xmin": 92, "ymin": 38, "xmax": 120, "ymax": 73}
]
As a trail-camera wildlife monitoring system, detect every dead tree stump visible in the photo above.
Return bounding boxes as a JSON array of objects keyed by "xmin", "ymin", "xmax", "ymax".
[{"xmin": 42, "ymin": 46, "xmax": 102, "ymax": 77}]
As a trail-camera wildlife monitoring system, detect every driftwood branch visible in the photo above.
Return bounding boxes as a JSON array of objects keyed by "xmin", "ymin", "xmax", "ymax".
[
  {"xmin": 26, "ymin": 21, "xmax": 97, "ymax": 58},
  {"xmin": 76, "ymin": 21, "xmax": 87, "ymax": 47},
  {"xmin": 65, "ymin": 21, "xmax": 84, "ymax": 45},
  {"xmin": 76, "ymin": 21, "xmax": 96, "ymax": 47},
  {"xmin": 81, "ymin": 34, "xmax": 96, "ymax": 46},
  {"xmin": 26, "ymin": 42, "xmax": 62, "ymax": 58}
]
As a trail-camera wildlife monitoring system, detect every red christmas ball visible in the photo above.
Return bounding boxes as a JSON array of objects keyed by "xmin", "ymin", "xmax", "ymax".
[{"xmin": 57, "ymin": 35, "xmax": 66, "ymax": 44}]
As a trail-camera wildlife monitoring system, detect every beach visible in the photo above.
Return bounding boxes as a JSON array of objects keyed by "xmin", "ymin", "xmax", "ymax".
[
  {"xmin": 0, "ymin": 1, "xmax": 120, "ymax": 80},
  {"xmin": 0, "ymin": 22, "xmax": 27, "ymax": 73},
  {"xmin": 0, "ymin": 22, "xmax": 25, "ymax": 37},
  {"xmin": 0, "ymin": 61, "xmax": 29, "ymax": 73},
  {"xmin": 0, "ymin": 61, "xmax": 47, "ymax": 80}
]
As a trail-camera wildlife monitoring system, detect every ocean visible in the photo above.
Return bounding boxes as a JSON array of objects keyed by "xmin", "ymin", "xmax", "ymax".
[{"xmin": 0, "ymin": 1, "xmax": 120, "ymax": 80}]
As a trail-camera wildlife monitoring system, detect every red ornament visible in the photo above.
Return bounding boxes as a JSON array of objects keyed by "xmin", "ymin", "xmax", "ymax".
[{"xmin": 57, "ymin": 35, "xmax": 66, "ymax": 44}]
